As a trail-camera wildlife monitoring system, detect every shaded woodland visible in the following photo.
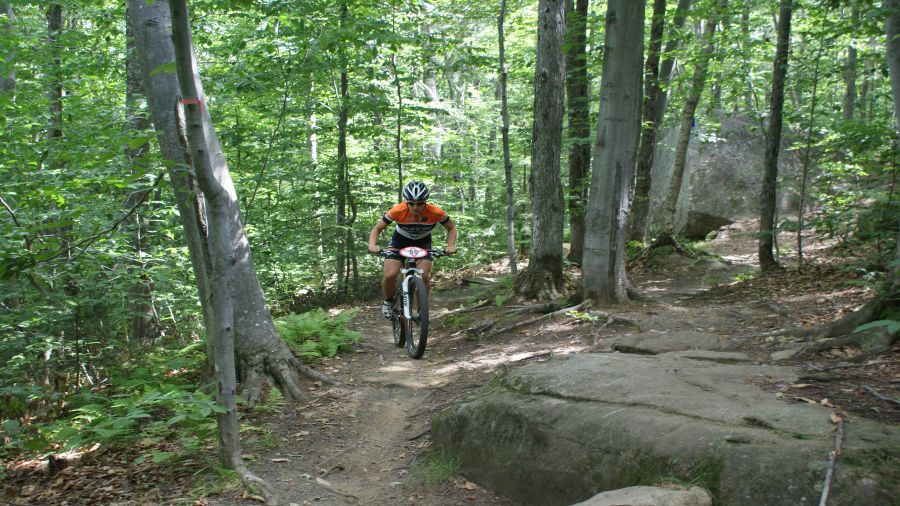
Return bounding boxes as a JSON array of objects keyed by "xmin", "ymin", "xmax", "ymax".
[{"xmin": 1, "ymin": 0, "xmax": 898, "ymax": 502}]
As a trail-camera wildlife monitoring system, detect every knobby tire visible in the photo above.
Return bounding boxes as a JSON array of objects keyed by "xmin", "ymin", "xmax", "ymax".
[
  {"xmin": 405, "ymin": 276, "xmax": 429, "ymax": 359},
  {"xmin": 392, "ymin": 279, "xmax": 405, "ymax": 347}
]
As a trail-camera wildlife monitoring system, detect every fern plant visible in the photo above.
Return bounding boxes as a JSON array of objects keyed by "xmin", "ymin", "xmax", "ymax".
[{"xmin": 273, "ymin": 308, "xmax": 363, "ymax": 362}]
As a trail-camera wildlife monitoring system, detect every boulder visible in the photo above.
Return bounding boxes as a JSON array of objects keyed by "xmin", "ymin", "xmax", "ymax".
[
  {"xmin": 571, "ymin": 485, "xmax": 712, "ymax": 506},
  {"xmin": 649, "ymin": 115, "xmax": 801, "ymax": 239},
  {"xmin": 432, "ymin": 353, "xmax": 898, "ymax": 506}
]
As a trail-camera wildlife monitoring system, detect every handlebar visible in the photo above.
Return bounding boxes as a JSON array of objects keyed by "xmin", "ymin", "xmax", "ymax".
[{"xmin": 374, "ymin": 248, "xmax": 451, "ymax": 258}]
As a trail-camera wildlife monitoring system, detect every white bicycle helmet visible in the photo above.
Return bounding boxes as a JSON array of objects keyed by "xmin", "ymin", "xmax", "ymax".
[{"xmin": 402, "ymin": 180, "xmax": 430, "ymax": 201}]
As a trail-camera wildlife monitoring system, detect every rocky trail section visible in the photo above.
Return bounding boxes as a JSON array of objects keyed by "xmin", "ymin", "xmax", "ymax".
[
  {"xmin": 11, "ymin": 225, "xmax": 895, "ymax": 506},
  {"xmin": 432, "ymin": 353, "xmax": 898, "ymax": 506}
]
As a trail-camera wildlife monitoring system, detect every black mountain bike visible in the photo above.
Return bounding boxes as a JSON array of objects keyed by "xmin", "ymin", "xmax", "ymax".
[{"xmin": 379, "ymin": 247, "xmax": 446, "ymax": 359}]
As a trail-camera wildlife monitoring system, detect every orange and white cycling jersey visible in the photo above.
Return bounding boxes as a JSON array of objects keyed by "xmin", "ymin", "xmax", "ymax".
[{"xmin": 382, "ymin": 202, "xmax": 449, "ymax": 241}]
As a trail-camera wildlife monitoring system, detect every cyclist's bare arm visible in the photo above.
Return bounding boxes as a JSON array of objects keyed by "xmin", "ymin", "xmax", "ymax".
[
  {"xmin": 368, "ymin": 219, "xmax": 388, "ymax": 254},
  {"xmin": 441, "ymin": 218, "xmax": 458, "ymax": 255}
]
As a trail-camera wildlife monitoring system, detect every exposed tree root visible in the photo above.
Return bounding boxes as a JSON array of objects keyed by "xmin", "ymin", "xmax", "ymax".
[
  {"xmin": 630, "ymin": 233, "xmax": 698, "ymax": 267},
  {"xmin": 236, "ymin": 464, "xmax": 279, "ymax": 505},
  {"xmin": 238, "ymin": 351, "xmax": 336, "ymax": 404},
  {"xmin": 514, "ymin": 260, "xmax": 565, "ymax": 301},
  {"xmin": 849, "ymin": 384, "xmax": 900, "ymax": 407},
  {"xmin": 435, "ymin": 299, "xmax": 491, "ymax": 319},
  {"xmin": 480, "ymin": 301, "xmax": 590, "ymax": 339},
  {"xmin": 749, "ymin": 296, "xmax": 897, "ymax": 360}
]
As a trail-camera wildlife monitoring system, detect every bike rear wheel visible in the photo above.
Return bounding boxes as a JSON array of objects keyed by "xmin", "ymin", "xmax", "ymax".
[{"xmin": 404, "ymin": 276, "xmax": 429, "ymax": 359}]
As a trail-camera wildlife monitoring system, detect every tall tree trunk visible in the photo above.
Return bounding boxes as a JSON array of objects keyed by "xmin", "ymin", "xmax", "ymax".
[
  {"xmin": 582, "ymin": 0, "xmax": 645, "ymax": 305},
  {"xmin": 169, "ymin": 5, "xmax": 275, "ymax": 499},
  {"xmin": 630, "ymin": 0, "xmax": 692, "ymax": 242},
  {"xmin": 886, "ymin": 0, "xmax": 900, "ymax": 293},
  {"xmin": 1, "ymin": 2, "xmax": 14, "ymax": 96},
  {"xmin": 759, "ymin": 0, "xmax": 793, "ymax": 272},
  {"xmin": 843, "ymin": 6, "xmax": 859, "ymax": 121},
  {"xmin": 498, "ymin": 0, "xmax": 518, "ymax": 276},
  {"xmin": 125, "ymin": 5, "xmax": 159, "ymax": 342},
  {"xmin": 797, "ymin": 41, "xmax": 822, "ymax": 271},
  {"xmin": 564, "ymin": 0, "xmax": 590, "ymax": 265},
  {"xmin": 336, "ymin": 0, "xmax": 349, "ymax": 296},
  {"xmin": 129, "ymin": 0, "xmax": 330, "ymax": 405},
  {"xmin": 658, "ymin": 0, "xmax": 725, "ymax": 241},
  {"xmin": 515, "ymin": 0, "xmax": 566, "ymax": 301},
  {"xmin": 859, "ymin": 38, "xmax": 875, "ymax": 123}
]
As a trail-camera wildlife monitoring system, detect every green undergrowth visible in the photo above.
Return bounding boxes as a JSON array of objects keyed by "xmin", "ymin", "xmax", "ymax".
[
  {"xmin": 414, "ymin": 447, "xmax": 461, "ymax": 485},
  {"xmin": 1, "ymin": 340, "xmax": 220, "ymax": 467},
  {"xmin": 465, "ymin": 274, "xmax": 515, "ymax": 306},
  {"xmin": 1, "ymin": 307, "xmax": 363, "ymax": 472},
  {"xmin": 274, "ymin": 308, "xmax": 363, "ymax": 362}
]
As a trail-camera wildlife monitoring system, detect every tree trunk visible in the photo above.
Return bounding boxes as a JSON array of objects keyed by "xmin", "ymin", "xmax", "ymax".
[
  {"xmin": 515, "ymin": 0, "xmax": 566, "ymax": 301},
  {"xmin": 130, "ymin": 0, "xmax": 330, "ymax": 406},
  {"xmin": 564, "ymin": 0, "xmax": 590, "ymax": 265},
  {"xmin": 629, "ymin": 0, "xmax": 692, "ymax": 242},
  {"xmin": 125, "ymin": 5, "xmax": 159, "ymax": 342},
  {"xmin": 582, "ymin": 0, "xmax": 644, "ymax": 305},
  {"xmin": 843, "ymin": 6, "xmax": 859, "ymax": 121},
  {"xmin": 658, "ymin": 0, "xmax": 725, "ymax": 240},
  {"xmin": 759, "ymin": 0, "xmax": 793, "ymax": 272},
  {"xmin": 336, "ymin": 0, "xmax": 349, "ymax": 296},
  {"xmin": 498, "ymin": 0, "xmax": 518, "ymax": 276},
  {"xmin": 1, "ymin": 2, "xmax": 14, "ymax": 96},
  {"xmin": 168, "ymin": 0, "xmax": 242, "ymax": 468},
  {"xmin": 886, "ymin": 0, "xmax": 900, "ymax": 294}
]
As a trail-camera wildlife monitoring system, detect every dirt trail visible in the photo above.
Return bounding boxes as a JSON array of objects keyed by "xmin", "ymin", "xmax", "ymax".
[{"xmin": 210, "ymin": 225, "xmax": 897, "ymax": 505}]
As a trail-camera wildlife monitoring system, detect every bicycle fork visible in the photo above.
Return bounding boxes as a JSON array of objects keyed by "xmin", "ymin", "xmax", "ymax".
[{"xmin": 399, "ymin": 267, "xmax": 423, "ymax": 319}]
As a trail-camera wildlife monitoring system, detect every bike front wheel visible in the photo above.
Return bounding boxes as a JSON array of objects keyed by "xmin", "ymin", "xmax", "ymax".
[
  {"xmin": 391, "ymin": 295, "xmax": 405, "ymax": 347},
  {"xmin": 404, "ymin": 276, "xmax": 429, "ymax": 359}
]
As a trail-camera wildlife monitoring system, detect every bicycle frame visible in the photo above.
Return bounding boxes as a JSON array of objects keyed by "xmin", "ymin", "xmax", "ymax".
[{"xmin": 379, "ymin": 247, "xmax": 444, "ymax": 359}]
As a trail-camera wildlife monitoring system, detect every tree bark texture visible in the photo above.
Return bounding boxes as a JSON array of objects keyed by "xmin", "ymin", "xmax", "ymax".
[
  {"xmin": 169, "ymin": 0, "xmax": 243, "ymax": 469},
  {"xmin": 843, "ymin": 6, "xmax": 859, "ymax": 121},
  {"xmin": 759, "ymin": 0, "xmax": 793, "ymax": 272},
  {"xmin": 582, "ymin": 0, "xmax": 645, "ymax": 305},
  {"xmin": 564, "ymin": 0, "xmax": 590, "ymax": 265},
  {"xmin": 130, "ymin": 0, "xmax": 329, "ymax": 406},
  {"xmin": 630, "ymin": 0, "xmax": 692, "ymax": 242},
  {"xmin": 659, "ymin": 0, "xmax": 725, "ymax": 239},
  {"xmin": 498, "ymin": 0, "xmax": 518, "ymax": 276},
  {"xmin": 516, "ymin": 0, "xmax": 566, "ymax": 301},
  {"xmin": 125, "ymin": 6, "xmax": 159, "ymax": 342}
]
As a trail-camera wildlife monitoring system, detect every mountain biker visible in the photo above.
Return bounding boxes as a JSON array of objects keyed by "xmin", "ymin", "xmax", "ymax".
[{"xmin": 368, "ymin": 180, "xmax": 457, "ymax": 318}]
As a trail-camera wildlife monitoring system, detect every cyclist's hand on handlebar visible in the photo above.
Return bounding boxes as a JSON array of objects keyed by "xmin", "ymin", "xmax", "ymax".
[
  {"xmin": 444, "ymin": 246, "xmax": 457, "ymax": 255},
  {"xmin": 368, "ymin": 245, "xmax": 381, "ymax": 255}
]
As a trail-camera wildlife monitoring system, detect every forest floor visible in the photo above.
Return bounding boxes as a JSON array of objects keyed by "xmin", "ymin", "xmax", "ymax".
[{"xmin": 4, "ymin": 221, "xmax": 898, "ymax": 505}]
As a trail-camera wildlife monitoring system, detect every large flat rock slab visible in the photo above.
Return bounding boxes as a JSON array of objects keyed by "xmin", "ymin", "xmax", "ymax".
[
  {"xmin": 611, "ymin": 331, "xmax": 736, "ymax": 354},
  {"xmin": 432, "ymin": 353, "xmax": 898, "ymax": 506},
  {"xmin": 572, "ymin": 486, "xmax": 712, "ymax": 506}
]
